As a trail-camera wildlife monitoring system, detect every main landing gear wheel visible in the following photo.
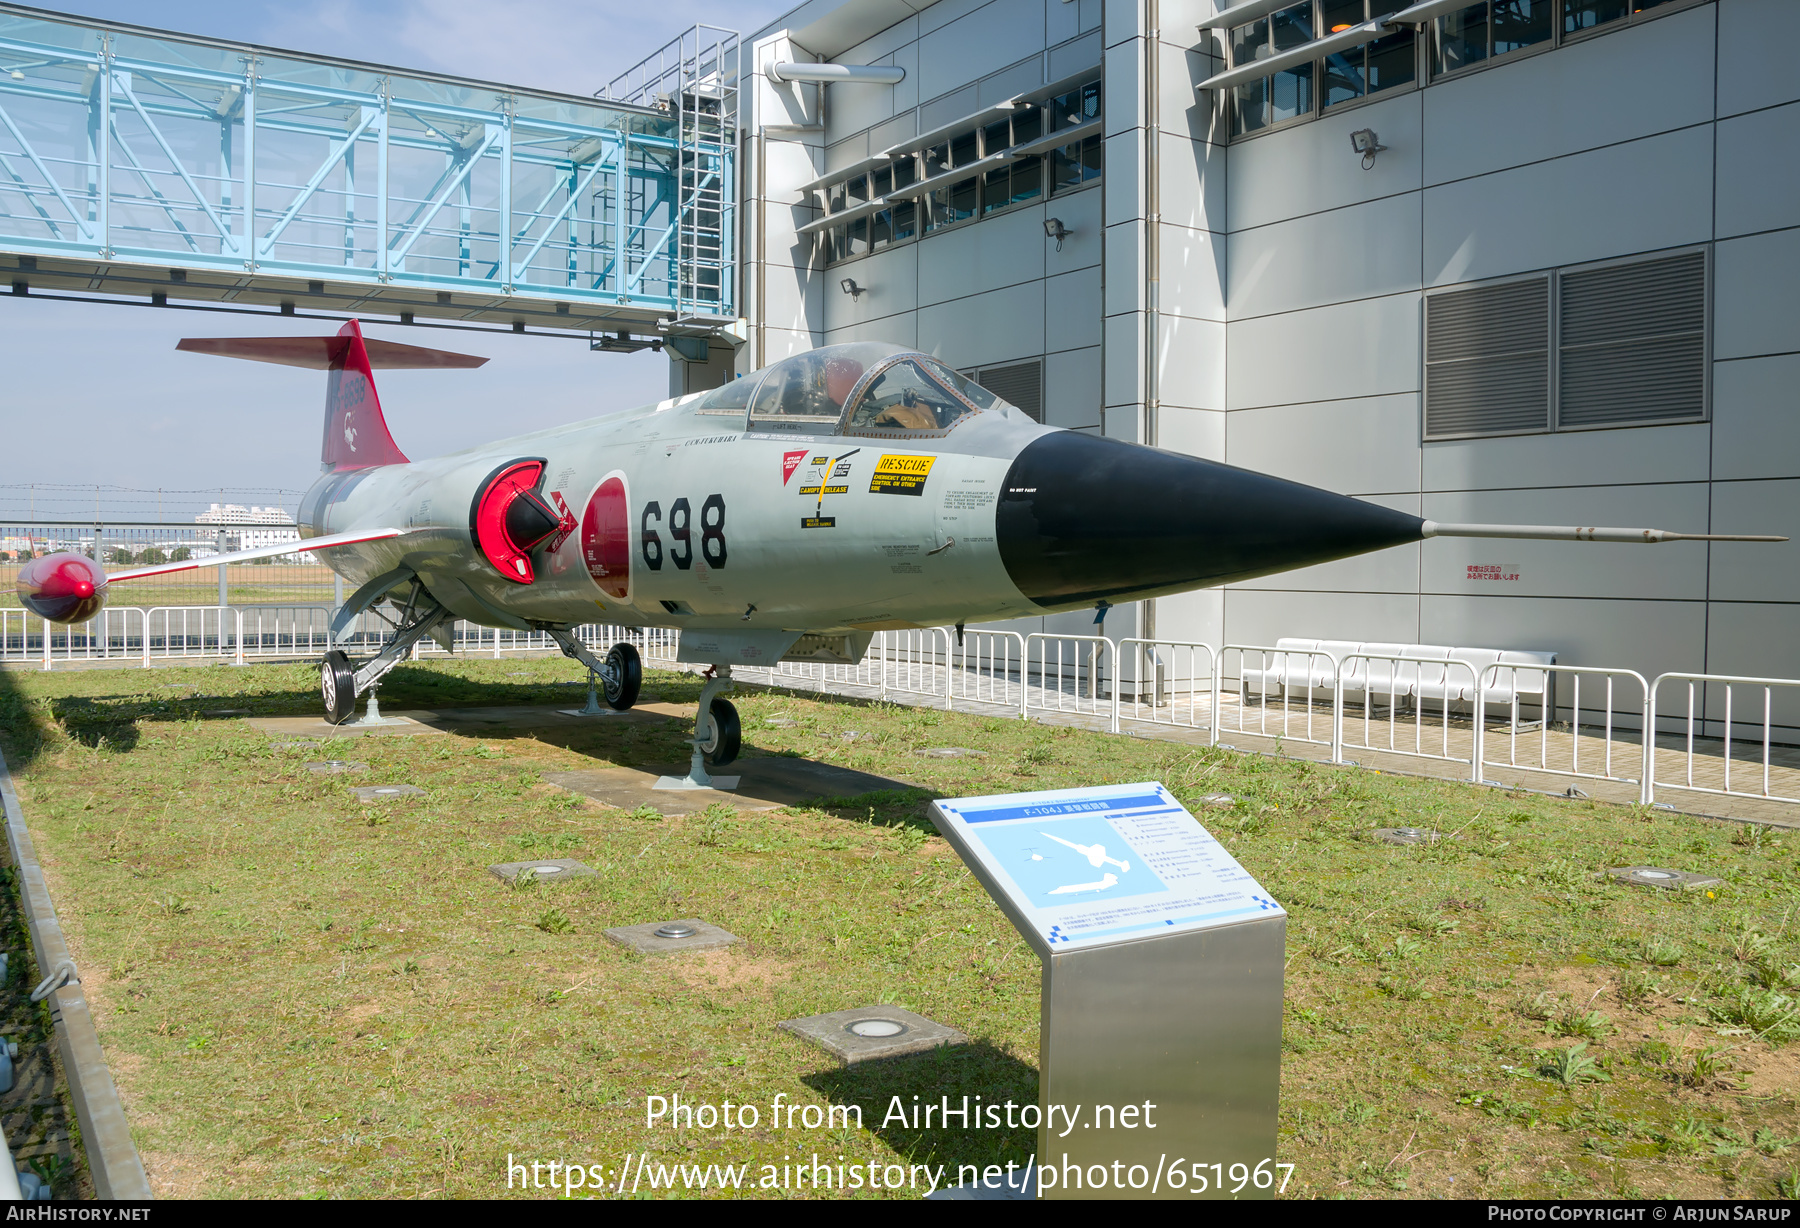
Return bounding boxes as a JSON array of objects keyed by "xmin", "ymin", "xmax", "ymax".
[
  {"xmin": 603, "ymin": 642, "xmax": 642, "ymax": 710},
  {"xmin": 321, "ymin": 650, "xmax": 356, "ymax": 725},
  {"xmin": 701, "ymin": 697, "xmax": 740, "ymax": 767}
]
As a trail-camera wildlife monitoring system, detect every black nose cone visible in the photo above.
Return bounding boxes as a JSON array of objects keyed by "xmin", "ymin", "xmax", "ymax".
[{"xmin": 996, "ymin": 432, "xmax": 1425, "ymax": 610}]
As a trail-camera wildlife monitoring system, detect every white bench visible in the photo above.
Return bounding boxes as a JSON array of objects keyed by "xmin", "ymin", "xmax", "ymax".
[{"xmin": 1241, "ymin": 638, "xmax": 1556, "ymax": 717}]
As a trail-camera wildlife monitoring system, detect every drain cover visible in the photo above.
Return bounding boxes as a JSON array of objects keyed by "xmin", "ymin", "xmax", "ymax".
[
  {"xmin": 847, "ymin": 1018, "xmax": 907, "ymax": 1038},
  {"xmin": 1373, "ymin": 827, "xmax": 1440, "ymax": 845},
  {"xmin": 654, "ymin": 923, "xmax": 698, "ymax": 939},
  {"xmin": 1608, "ymin": 866, "xmax": 1723, "ymax": 891}
]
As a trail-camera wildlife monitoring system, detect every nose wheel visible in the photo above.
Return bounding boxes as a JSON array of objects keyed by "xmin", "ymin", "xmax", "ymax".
[
  {"xmin": 698, "ymin": 697, "xmax": 740, "ymax": 767},
  {"xmin": 653, "ymin": 666, "xmax": 742, "ymax": 791}
]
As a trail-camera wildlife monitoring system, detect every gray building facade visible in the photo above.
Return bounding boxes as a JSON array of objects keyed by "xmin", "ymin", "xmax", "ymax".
[{"xmin": 723, "ymin": 0, "xmax": 1799, "ymax": 699}]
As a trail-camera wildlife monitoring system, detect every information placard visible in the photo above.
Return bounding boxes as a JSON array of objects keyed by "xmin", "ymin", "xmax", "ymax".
[{"xmin": 931, "ymin": 781, "xmax": 1284, "ymax": 952}]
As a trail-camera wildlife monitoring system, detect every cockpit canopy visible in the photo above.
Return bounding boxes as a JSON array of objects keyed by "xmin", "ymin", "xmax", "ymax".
[{"xmin": 687, "ymin": 342, "xmax": 1006, "ymax": 437}]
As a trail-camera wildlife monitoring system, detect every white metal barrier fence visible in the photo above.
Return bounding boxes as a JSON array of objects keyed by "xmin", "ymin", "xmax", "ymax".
[
  {"xmin": 7, "ymin": 609, "xmax": 1799, "ymax": 812},
  {"xmin": 1024, "ymin": 633, "xmax": 1113, "ymax": 723},
  {"xmin": 1334, "ymin": 650, "xmax": 1485, "ymax": 778},
  {"xmin": 1215, "ymin": 644, "xmax": 1341, "ymax": 753},
  {"xmin": 1648, "ymin": 673, "xmax": 1800, "ymax": 807},
  {"xmin": 1480, "ymin": 665, "xmax": 1649, "ymax": 795},
  {"xmin": 1113, "ymin": 638, "xmax": 1217, "ymax": 733}
]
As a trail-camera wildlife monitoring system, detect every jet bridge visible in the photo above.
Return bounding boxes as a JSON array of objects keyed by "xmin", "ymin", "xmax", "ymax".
[{"xmin": 0, "ymin": 4, "xmax": 737, "ymax": 337}]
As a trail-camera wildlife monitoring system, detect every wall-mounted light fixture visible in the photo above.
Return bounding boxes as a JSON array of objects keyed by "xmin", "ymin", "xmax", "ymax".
[
  {"xmin": 839, "ymin": 278, "xmax": 865, "ymax": 297},
  {"xmin": 1348, "ymin": 128, "xmax": 1387, "ymax": 170},
  {"xmin": 1044, "ymin": 217, "xmax": 1071, "ymax": 251}
]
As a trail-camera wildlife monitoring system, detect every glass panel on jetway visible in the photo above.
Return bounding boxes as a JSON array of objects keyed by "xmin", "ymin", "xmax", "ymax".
[{"xmin": 0, "ymin": 7, "xmax": 736, "ymax": 333}]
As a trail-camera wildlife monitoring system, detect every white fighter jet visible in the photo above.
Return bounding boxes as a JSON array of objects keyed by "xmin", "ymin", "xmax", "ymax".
[
  {"xmin": 1041, "ymin": 831, "xmax": 1129, "ymax": 874},
  {"xmin": 17, "ymin": 321, "xmax": 1786, "ymax": 785}
]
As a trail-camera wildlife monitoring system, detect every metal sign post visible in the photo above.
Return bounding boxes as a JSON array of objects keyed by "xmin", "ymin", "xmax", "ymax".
[{"xmin": 930, "ymin": 782, "xmax": 1285, "ymax": 1201}]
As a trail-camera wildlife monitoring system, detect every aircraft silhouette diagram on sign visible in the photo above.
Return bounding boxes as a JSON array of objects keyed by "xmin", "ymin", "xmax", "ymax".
[{"xmin": 16, "ymin": 321, "xmax": 1786, "ymax": 787}]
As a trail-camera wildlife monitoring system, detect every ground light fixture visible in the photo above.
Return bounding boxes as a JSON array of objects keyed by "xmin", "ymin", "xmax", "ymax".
[
  {"xmin": 1349, "ymin": 127, "xmax": 1387, "ymax": 170},
  {"xmin": 1044, "ymin": 216, "xmax": 1071, "ymax": 250},
  {"xmin": 839, "ymin": 277, "xmax": 865, "ymax": 297}
]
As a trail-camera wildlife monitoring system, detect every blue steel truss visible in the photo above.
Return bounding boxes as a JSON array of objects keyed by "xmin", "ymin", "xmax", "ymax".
[{"xmin": 0, "ymin": 4, "xmax": 736, "ymax": 332}]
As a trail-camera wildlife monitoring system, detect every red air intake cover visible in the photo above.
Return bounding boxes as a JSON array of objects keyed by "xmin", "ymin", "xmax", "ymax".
[
  {"xmin": 17, "ymin": 552, "xmax": 108, "ymax": 624},
  {"xmin": 470, "ymin": 459, "xmax": 573, "ymax": 584}
]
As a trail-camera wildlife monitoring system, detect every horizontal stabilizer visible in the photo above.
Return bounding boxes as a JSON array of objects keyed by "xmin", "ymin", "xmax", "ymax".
[
  {"xmin": 105, "ymin": 527, "xmax": 416, "ymax": 583},
  {"xmin": 174, "ymin": 335, "xmax": 488, "ymax": 370},
  {"xmin": 1422, "ymin": 521, "xmax": 1787, "ymax": 544}
]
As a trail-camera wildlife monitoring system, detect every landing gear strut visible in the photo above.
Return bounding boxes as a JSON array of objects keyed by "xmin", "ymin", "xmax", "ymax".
[
  {"xmin": 655, "ymin": 665, "xmax": 741, "ymax": 791},
  {"xmin": 546, "ymin": 631, "xmax": 640, "ymax": 715},
  {"xmin": 320, "ymin": 587, "xmax": 450, "ymax": 726}
]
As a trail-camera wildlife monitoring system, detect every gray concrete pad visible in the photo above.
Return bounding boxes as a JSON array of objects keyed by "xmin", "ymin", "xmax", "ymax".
[
  {"xmin": 915, "ymin": 747, "xmax": 986, "ymax": 759},
  {"xmin": 249, "ymin": 713, "xmax": 444, "ymax": 740},
  {"xmin": 545, "ymin": 755, "xmax": 917, "ymax": 817},
  {"xmin": 488, "ymin": 859, "xmax": 596, "ymax": 884},
  {"xmin": 305, "ymin": 760, "xmax": 367, "ymax": 774},
  {"xmin": 353, "ymin": 784, "xmax": 425, "ymax": 801},
  {"xmin": 603, "ymin": 918, "xmax": 739, "ymax": 955},
  {"xmin": 778, "ymin": 1005, "xmax": 967, "ymax": 1066},
  {"xmin": 1195, "ymin": 792, "xmax": 1237, "ymax": 807},
  {"xmin": 1609, "ymin": 866, "xmax": 1724, "ymax": 891}
]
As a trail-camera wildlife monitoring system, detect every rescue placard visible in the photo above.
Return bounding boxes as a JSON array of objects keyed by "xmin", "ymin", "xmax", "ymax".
[{"xmin": 870, "ymin": 454, "xmax": 935, "ymax": 496}]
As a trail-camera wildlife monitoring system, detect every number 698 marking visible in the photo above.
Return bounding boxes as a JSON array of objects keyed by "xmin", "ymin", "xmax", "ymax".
[{"xmin": 642, "ymin": 495, "xmax": 726, "ymax": 571}]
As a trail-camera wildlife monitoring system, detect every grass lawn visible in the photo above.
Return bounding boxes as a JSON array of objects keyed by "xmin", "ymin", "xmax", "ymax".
[{"xmin": 0, "ymin": 656, "xmax": 1796, "ymax": 1199}]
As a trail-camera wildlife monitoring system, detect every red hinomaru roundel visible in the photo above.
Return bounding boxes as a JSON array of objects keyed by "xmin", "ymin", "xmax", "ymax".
[{"xmin": 581, "ymin": 476, "xmax": 630, "ymax": 600}]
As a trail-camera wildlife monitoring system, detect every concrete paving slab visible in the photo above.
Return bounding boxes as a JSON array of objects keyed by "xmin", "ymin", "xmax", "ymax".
[
  {"xmin": 488, "ymin": 859, "xmax": 596, "ymax": 883},
  {"xmin": 248, "ymin": 713, "xmax": 445, "ymax": 740},
  {"xmin": 544, "ymin": 756, "xmax": 918, "ymax": 817},
  {"xmin": 778, "ymin": 1005, "xmax": 967, "ymax": 1065},
  {"xmin": 603, "ymin": 918, "xmax": 740, "ymax": 955}
]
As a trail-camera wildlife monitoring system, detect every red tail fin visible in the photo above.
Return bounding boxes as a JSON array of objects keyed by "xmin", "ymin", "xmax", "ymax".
[
  {"xmin": 323, "ymin": 320, "xmax": 408, "ymax": 470},
  {"xmin": 175, "ymin": 320, "xmax": 487, "ymax": 472}
]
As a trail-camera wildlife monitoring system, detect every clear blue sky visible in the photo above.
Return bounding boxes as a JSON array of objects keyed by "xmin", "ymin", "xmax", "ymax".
[{"xmin": 1, "ymin": 1, "xmax": 792, "ymax": 510}]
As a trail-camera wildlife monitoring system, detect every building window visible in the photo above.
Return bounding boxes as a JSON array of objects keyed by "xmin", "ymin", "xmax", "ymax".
[
  {"xmin": 962, "ymin": 358, "xmax": 1044, "ymax": 422},
  {"xmin": 1231, "ymin": 1, "xmax": 1416, "ymax": 137},
  {"xmin": 1424, "ymin": 249, "xmax": 1707, "ymax": 440},
  {"xmin": 1432, "ymin": 0, "xmax": 1698, "ymax": 76},
  {"xmin": 815, "ymin": 75, "xmax": 1102, "ymax": 264},
  {"xmin": 1222, "ymin": 0, "xmax": 1700, "ymax": 140}
]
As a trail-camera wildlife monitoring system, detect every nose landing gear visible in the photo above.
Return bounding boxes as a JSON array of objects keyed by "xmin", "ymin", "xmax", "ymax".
[{"xmin": 655, "ymin": 665, "xmax": 741, "ymax": 791}]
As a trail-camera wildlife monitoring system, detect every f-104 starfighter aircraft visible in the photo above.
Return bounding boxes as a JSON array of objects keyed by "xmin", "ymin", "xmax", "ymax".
[{"xmin": 17, "ymin": 320, "xmax": 1784, "ymax": 786}]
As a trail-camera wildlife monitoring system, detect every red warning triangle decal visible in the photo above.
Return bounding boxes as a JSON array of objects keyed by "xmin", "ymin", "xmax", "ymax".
[{"xmin": 782, "ymin": 450, "xmax": 806, "ymax": 485}]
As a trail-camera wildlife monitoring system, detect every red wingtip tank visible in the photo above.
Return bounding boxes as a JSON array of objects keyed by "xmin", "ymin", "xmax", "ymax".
[{"xmin": 16, "ymin": 553, "xmax": 108, "ymax": 624}]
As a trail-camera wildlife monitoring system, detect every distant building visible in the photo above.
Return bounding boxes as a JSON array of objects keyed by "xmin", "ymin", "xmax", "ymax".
[{"xmin": 193, "ymin": 503, "xmax": 310, "ymax": 562}]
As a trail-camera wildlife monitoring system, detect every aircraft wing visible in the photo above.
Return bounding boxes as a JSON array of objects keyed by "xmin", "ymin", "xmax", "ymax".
[{"xmin": 105, "ymin": 527, "xmax": 415, "ymax": 582}]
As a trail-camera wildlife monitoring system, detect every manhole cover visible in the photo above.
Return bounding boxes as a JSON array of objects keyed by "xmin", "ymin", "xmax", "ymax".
[{"xmin": 846, "ymin": 1018, "xmax": 907, "ymax": 1038}]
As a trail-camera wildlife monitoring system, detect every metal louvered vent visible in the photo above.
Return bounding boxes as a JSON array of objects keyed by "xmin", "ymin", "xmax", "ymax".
[
  {"xmin": 965, "ymin": 359, "xmax": 1044, "ymax": 422},
  {"xmin": 1559, "ymin": 251, "xmax": 1706, "ymax": 428},
  {"xmin": 1425, "ymin": 277, "xmax": 1549, "ymax": 439}
]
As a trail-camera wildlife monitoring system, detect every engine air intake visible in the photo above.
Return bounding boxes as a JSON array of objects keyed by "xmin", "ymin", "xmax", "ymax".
[{"xmin": 470, "ymin": 459, "xmax": 573, "ymax": 584}]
